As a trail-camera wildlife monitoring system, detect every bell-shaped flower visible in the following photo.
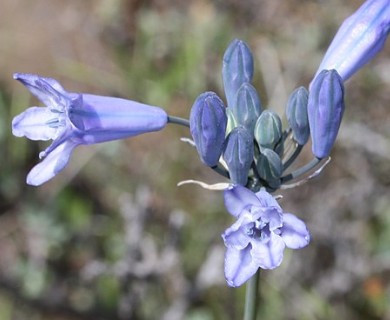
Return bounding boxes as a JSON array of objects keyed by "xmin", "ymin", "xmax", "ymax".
[
  {"xmin": 189, "ymin": 91, "xmax": 227, "ymax": 167},
  {"xmin": 12, "ymin": 73, "xmax": 168, "ymax": 186},
  {"xmin": 308, "ymin": 69, "xmax": 345, "ymax": 159},
  {"xmin": 314, "ymin": 0, "xmax": 390, "ymax": 82},
  {"xmin": 222, "ymin": 185, "xmax": 310, "ymax": 287}
]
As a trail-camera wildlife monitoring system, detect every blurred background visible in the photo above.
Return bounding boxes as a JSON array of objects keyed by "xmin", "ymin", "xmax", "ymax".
[{"xmin": 0, "ymin": 0, "xmax": 389, "ymax": 319}]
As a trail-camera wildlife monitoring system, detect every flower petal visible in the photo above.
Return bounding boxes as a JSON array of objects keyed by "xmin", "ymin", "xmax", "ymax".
[
  {"xmin": 14, "ymin": 73, "xmax": 68, "ymax": 110},
  {"xmin": 280, "ymin": 213, "xmax": 310, "ymax": 249},
  {"xmin": 12, "ymin": 107, "xmax": 59, "ymax": 141},
  {"xmin": 260, "ymin": 207, "xmax": 283, "ymax": 231},
  {"xmin": 224, "ymin": 185, "xmax": 260, "ymax": 217},
  {"xmin": 255, "ymin": 189, "xmax": 281, "ymax": 209},
  {"xmin": 251, "ymin": 232, "xmax": 285, "ymax": 269},
  {"xmin": 224, "ymin": 245, "xmax": 259, "ymax": 287},
  {"xmin": 26, "ymin": 140, "xmax": 78, "ymax": 186},
  {"xmin": 222, "ymin": 217, "xmax": 252, "ymax": 250}
]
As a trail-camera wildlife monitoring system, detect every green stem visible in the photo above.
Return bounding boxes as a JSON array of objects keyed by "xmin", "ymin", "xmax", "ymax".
[
  {"xmin": 167, "ymin": 115, "xmax": 190, "ymax": 128},
  {"xmin": 282, "ymin": 144, "xmax": 303, "ymax": 171},
  {"xmin": 244, "ymin": 269, "xmax": 260, "ymax": 320},
  {"xmin": 281, "ymin": 157, "xmax": 321, "ymax": 183}
]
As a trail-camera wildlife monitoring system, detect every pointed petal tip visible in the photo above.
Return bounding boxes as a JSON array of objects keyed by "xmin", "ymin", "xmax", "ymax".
[{"xmin": 13, "ymin": 72, "xmax": 30, "ymax": 82}]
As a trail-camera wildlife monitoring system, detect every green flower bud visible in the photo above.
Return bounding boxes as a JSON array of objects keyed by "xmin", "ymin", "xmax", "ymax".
[
  {"xmin": 254, "ymin": 110, "xmax": 282, "ymax": 150},
  {"xmin": 232, "ymin": 83, "xmax": 262, "ymax": 134}
]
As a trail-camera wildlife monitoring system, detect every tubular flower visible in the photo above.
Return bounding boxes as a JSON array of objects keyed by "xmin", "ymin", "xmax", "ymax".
[
  {"xmin": 314, "ymin": 0, "xmax": 390, "ymax": 81},
  {"xmin": 12, "ymin": 73, "xmax": 168, "ymax": 186},
  {"xmin": 222, "ymin": 185, "xmax": 310, "ymax": 287}
]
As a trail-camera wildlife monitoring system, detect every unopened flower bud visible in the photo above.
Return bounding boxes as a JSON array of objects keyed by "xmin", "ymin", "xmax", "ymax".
[
  {"xmin": 190, "ymin": 92, "xmax": 227, "ymax": 166},
  {"xmin": 222, "ymin": 39, "xmax": 254, "ymax": 109},
  {"xmin": 232, "ymin": 83, "xmax": 262, "ymax": 134},
  {"xmin": 254, "ymin": 110, "xmax": 282, "ymax": 150},
  {"xmin": 256, "ymin": 148, "xmax": 282, "ymax": 189},
  {"xmin": 286, "ymin": 87, "xmax": 309, "ymax": 146},
  {"xmin": 308, "ymin": 69, "xmax": 345, "ymax": 159},
  {"xmin": 223, "ymin": 126, "xmax": 254, "ymax": 186}
]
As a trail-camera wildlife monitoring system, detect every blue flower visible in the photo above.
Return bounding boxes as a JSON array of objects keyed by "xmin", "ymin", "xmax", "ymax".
[
  {"xmin": 314, "ymin": 0, "xmax": 390, "ymax": 81},
  {"xmin": 222, "ymin": 185, "xmax": 310, "ymax": 287},
  {"xmin": 12, "ymin": 73, "xmax": 168, "ymax": 186}
]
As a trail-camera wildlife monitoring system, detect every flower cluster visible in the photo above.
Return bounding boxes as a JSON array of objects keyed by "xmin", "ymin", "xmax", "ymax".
[
  {"xmin": 188, "ymin": 0, "xmax": 389, "ymax": 286},
  {"xmin": 188, "ymin": 39, "xmax": 318, "ymax": 286},
  {"xmin": 11, "ymin": 0, "xmax": 389, "ymax": 289}
]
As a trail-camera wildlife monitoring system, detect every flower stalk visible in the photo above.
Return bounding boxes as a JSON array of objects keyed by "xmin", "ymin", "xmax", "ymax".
[{"xmin": 244, "ymin": 269, "xmax": 260, "ymax": 320}]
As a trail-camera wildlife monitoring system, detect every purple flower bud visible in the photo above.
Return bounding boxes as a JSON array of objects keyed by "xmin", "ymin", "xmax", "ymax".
[
  {"xmin": 286, "ymin": 87, "xmax": 309, "ymax": 146},
  {"xmin": 190, "ymin": 92, "xmax": 227, "ymax": 167},
  {"xmin": 232, "ymin": 83, "xmax": 262, "ymax": 134},
  {"xmin": 308, "ymin": 69, "xmax": 345, "ymax": 159},
  {"xmin": 222, "ymin": 39, "xmax": 254, "ymax": 108},
  {"xmin": 314, "ymin": 0, "xmax": 390, "ymax": 82},
  {"xmin": 12, "ymin": 73, "xmax": 168, "ymax": 186},
  {"xmin": 223, "ymin": 126, "xmax": 254, "ymax": 186}
]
